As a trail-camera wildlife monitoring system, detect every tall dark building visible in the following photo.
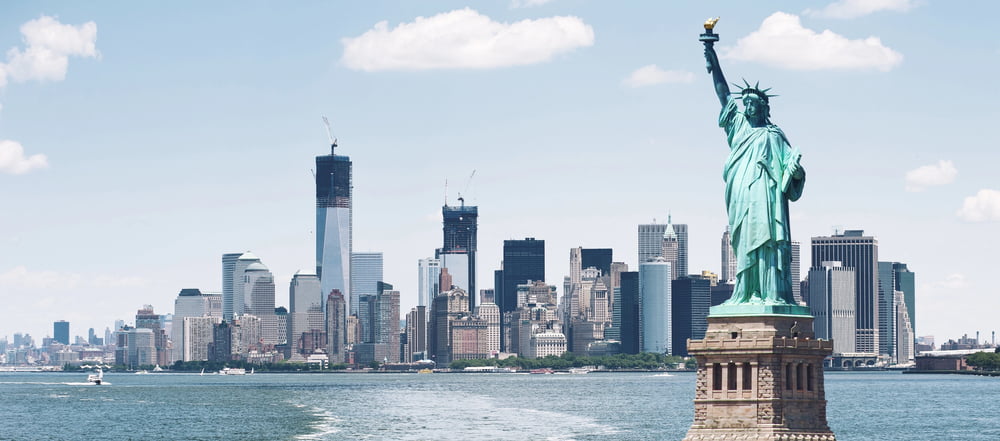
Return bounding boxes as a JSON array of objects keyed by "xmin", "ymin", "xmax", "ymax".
[
  {"xmin": 439, "ymin": 202, "xmax": 478, "ymax": 309},
  {"xmin": 618, "ymin": 271, "xmax": 641, "ymax": 354},
  {"xmin": 316, "ymin": 142, "xmax": 352, "ymax": 317},
  {"xmin": 580, "ymin": 248, "xmax": 613, "ymax": 276},
  {"xmin": 811, "ymin": 230, "xmax": 879, "ymax": 354},
  {"xmin": 53, "ymin": 321, "xmax": 69, "ymax": 345},
  {"xmin": 670, "ymin": 276, "xmax": 712, "ymax": 356},
  {"xmin": 500, "ymin": 238, "xmax": 545, "ymax": 314}
]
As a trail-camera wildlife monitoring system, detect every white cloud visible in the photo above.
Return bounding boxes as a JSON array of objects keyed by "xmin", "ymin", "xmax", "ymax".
[
  {"xmin": 511, "ymin": 0, "xmax": 554, "ymax": 8},
  {"xmin": 0, "ymin": 140, "xmax": 48, "ymax": 174},
  {"xmin": 2, "ymin": 15, "xmax": 98, "ymax": 84},
  {"xmin": 622, "ymin": 65, "xmax": 694, "ymax": 88},
  {"xmin": 723, "ymin": 12, "xmax": 902, "ymax": 71},
  {"xmin": 805, "ymin": 0, "xmax": 917, "ymax": 19},
  {"xmin": 904, "ymin": 160, "xmax": 957, "ymax": 192},
  {"xmin": 957, "ymin": 189, "xmax": 1000, "ymax": 222},
  {"xmin": 341, "ymin": 8, "xmax": 594, "ymax": 71}
]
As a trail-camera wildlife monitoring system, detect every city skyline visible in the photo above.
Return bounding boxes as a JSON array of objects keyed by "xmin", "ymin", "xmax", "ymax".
[{"xmin": 1, "ymin": 2, "xmax": 998, "ymax": 343}]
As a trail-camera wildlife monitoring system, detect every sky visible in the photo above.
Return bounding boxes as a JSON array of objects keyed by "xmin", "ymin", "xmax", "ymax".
[{"xmin": 1, "ymin": 1, "xmax": 998, "ymax": 346}]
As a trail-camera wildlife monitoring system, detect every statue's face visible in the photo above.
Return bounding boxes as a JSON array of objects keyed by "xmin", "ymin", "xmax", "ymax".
[{"xmin": 742, "ymin": 94, "xmax": 767, "ymax": 122}]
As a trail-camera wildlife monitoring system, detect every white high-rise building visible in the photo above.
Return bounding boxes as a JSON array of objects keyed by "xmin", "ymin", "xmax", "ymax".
[
  {"xmin": 475, "ymin": 302, "xmax": 501, "ymax": 355},
  {"xmin": 172, "ymin": 289, "xmax": 222, "ymax": 362},
  {"xmin": 640, "ymin": 258, "xmax": 671, "ymax": 354},
  {"xmin": 244, "ymin": 262, "xmax": 278, "ymax": 345},
  {"xmin": 231, "ymin": 252, "xmax": 261, "ymax": 318},
  {"xmin": 638, "ymin": 219, "xmax": 688, "ymax": 278},
  {"xmin": 809, "ymin": 261, "xmax": 856, "ymax": 355},
  {"xmin": 350, "ymin": 252, "xmax": 383, "ymax": 316},
  {"xmin": 721, "ymin": 227, "xmax": 736, "ymax": 284},
  {"xmin": 182, "ymin": 316, "xmax": 222, "ymax": 361},
  {"xmin": 289, "ymin": 271, "xmax": 323, "ymax": 353},
  {"xmin": 418, "ymin": 258, "xmax": 442, "ymax": 307},
  {"xmin": 895, "ymin": 291, "xmax": 914, "ymax": 364}
]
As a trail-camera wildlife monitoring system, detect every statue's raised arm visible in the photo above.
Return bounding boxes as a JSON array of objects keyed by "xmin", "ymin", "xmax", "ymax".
[{"xmin": 700, "ymin": 18, "xmax": 729, "ymax": 107}]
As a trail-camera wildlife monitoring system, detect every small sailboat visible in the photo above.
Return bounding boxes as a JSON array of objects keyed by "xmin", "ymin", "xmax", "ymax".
[{"xmin": 200, "ymin": 368, "xmax": 205, "ymax": 376}]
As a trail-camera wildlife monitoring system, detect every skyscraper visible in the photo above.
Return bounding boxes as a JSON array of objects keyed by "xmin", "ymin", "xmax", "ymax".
[
  {"xmin": 326, "ymin": 289, "xmax": 346, "ymax": 364},
  {"xmin": 720, "ymin": 226, "xmax": 736, "ymax": 284},
  {"xmin": 173, "ymin": 288, "xmax": 222, "ymax": 362},
  {"xmin": 671, "ymin": 275, "xmax": 711, "ymax": 356},
  {"xmin": 350, "ymin": 252, "xmax": 383, "ymax": 316},
  {"xmin": 221, "ymin": 253, "xmax": 242, "ymax": 321},
  {"xmin": 791, "ymin": 241, "xmax": 801, "ymax": 304},
  {"xmin": 243, "ymin": 261, "xmax": 279, "ymax": 345},
  {"xmin": 289, "ymin": 271, "xmax": 323, "ymax": 355},
  {"xmin": 811, "ymin": 230, "xmax": 879, "ymax": 354},
  {"xmin": 230, "ymin": 252, "xmax": 261, "ymax": 319},
  {"xmin": 53, "ymin": 321, "xmax": 69, "ymax": 345},
  {"xmin": 618, "ymin": 271, "xmax": 641, "ymax": 354},
  {"xmin": 499, "ymin": 238, "xmax": 545, "ymax": 314},
  {"xmin": 878, "ymin": 261, "xmax": 917, "ymax": 361},
  {"xmin": 809, "ymin": 261, "xmax": 856, "ymax": 354},
  {"xmin": 640, "ymin": 258, "xmax": 671, "ymax": 354},
  {"xmin": 440, "ymin": 201, "xmax": 477, "ymax": 309},
  {"xmin": 638, "ymin": 218, "xmax": 688, "ymax": 277},
  {"xmin": 580, "ymin": 248, "xmax": 612, "ymax": 278},
  {"xmin": 418, "ymin": 258, "xmax": 442, "ymax": 307},
  {"xmin": 316, "ymin": 142, "xmax": 352, "ymax": 318}
]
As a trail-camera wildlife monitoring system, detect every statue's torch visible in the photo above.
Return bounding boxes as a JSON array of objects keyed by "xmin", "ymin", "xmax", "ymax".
[{"xmin": 700, "ymin": 17, "xmax": 720, "ymax": 73}]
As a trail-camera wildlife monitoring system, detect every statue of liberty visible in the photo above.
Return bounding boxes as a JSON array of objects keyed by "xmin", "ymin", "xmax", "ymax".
[{"xmin": 701, "ymin": 19, "xmax": 805, "ymax": 309}]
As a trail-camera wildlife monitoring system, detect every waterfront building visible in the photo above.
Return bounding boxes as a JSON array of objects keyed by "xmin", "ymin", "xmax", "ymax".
[
  {"xmin": 316, "ymin": 143, "xmax": 352, "ymax": 321},
  {"xmin": 221, "ymin": 252, "xmax": 242, "ymax": 321},
  {"xmin": 671, "ymin": 275, "xmax": 711, "ymax": 356},
  {"xmin": 417, "ymin": 258, "xmax": 441, "ymax": 307},
  {"xmin": 374, "ymin": 282, "xmax": 400, "ymax": 363},
  {"xmin": 638, "ymin": 219, "xmax": 688, "ymax": 278},
  {"xmin": 499, "ymin": 238, "xmax": 545, "ymax": 314},
  {"xmin": 618, "ymin": 271, "xmax": 641, "ymax": 354},
  {"xmin": 791, "ymin": 241, "xmax": 801, "ymax": 304},
  {"xmin": 475, "ymin": 302, "xmax": 501, "ymax": 355},
  {"xmin": 115, "ymin": 327, "xmax": 156, "ymax": 369},
  {"xmin": 811, "ymin": 230, "xmax": 879, "ymax": 354},
  {"xmin": 721, "ymin": 226, "xmax": 736, "ymax": 284},
  {"xmin": 403, "ymin": 306, "xmax": 426, "ymax": 362},
  {"xmin": 53, "ymin": 321, "xmax": 69, "ymax": 346},
  {"xmin": 350, "ymin": 252, "xmax": 383, "ymax": 316},
  {"xmin": 895, "ymin": 291, "xmax": 914, "ymax": 364},
  {"xmin": 440, "ymin": 201, "xmax": 478, "ymax": 310},
  {"xmin": 879, "ymin": 261, "xmax": 916, "ymax": 361},
  {"xmin": 289, "ymin": 272, "xmax": 324, "ymax": 356},
  {"xmin": 230, "ymin": 314, "xmax": 261, "ymax": 358},
  {"xmin": 243, "ymin": 261, "xmax": 279, "ymax": 345},
  {"xmin": 182, "ymin": 316, "xmax": 222, "ymax": 361},
  {"xmin": 640, "ymin": 258, "xmax": 671, "ymax": 354},
  {"xmin": 528, "ymin": 332, "xmax": 567, "ymax": 358},
  {"xmin": 135, "ymin": 306, "xmax": 169, "ymax": 366},
  {"xmin": 428, "ymin": 288, "xmax": 470, "ymax": 365},
  {"xmin": 809, "ymin": 262, "xmax": 857, "ymax": 354},
  {"xmin": 173, "ymin": 288, "xmax": 223, "ymax": 361},
  {"xmin": 326, "ymin": 289, "xmax": 346, "ymax": 364}
]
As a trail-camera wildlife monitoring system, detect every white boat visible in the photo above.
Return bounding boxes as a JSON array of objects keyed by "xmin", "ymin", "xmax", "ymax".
[
  {"xmin": 87, "ymin": 368, "xmax": 104, "ymax": 385},
  {"xmin": 568, "ymin": 367, "xmax": 593, "ymax": 374},
  {"xmin": 219, "ymin": 367, "xmax": 247, "ymax": 375}
]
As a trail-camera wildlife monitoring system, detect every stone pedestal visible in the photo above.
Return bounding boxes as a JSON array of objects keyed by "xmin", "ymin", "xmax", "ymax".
[{"xmin": 683, "ymin": 314, "xmax": 836, "ymax": 441}]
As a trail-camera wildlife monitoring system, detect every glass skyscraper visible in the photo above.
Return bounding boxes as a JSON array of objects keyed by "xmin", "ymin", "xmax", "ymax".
[
  {"xmin": 637, "ymin": 218, "xmax": 688, "ymax": 277},
  {"xmin": 640, "ymin": 258, "xmax": 671, "ymax": 354},
  {"xmin": 439, "ymin": 202, "xmax": 477, "ymax": 309},
  {"xmin": 350, "ymin": 252, "xmax": 383, "ymax": 316},
  {"xmin": 316, "ymin": 145, "xmax": 352, "ymax": 317},
  {"xmin": 811, "ymin": 230, "xmax": 879, "ymax": 354}
]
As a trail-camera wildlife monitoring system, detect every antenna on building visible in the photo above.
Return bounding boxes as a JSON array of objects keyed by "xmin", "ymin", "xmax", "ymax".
[
  {"xmin": 832, "ymin": 225, "xmax": 843, "ymax": 236},
  {"xmin": 322, "ymin": 116, "xmax": 337, "ymax": 154},
  {"xmin": 444, "ymin": 179, "xmax": 449, "ymax": 205}
]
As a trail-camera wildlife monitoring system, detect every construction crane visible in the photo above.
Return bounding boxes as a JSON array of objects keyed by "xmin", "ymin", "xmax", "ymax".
[
  {"xmin": 457, "ymin": 169, "xmax": 476, "ymax": 206},
  {"xmin": 322, "ymin": 116, "xmax": 338, "ymax": 154}
]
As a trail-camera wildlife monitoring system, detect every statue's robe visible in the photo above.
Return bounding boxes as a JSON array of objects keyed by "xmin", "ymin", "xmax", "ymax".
[{"xmin": 720, "ymin": 96, "xmax": 805, "ymax": 305}]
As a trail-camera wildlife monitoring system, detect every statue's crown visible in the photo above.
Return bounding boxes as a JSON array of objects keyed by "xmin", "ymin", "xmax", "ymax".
[{"xmin": 734, "ymin": 79, "xmax": 777, "ymax": 104}]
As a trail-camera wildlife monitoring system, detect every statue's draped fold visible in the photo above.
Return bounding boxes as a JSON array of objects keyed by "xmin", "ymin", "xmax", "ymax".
[{"xmin": 719, "ymin": 97, "xmax": 804, "ymax": 305}]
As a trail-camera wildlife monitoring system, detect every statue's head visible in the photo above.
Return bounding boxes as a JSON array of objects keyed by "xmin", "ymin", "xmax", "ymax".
[{"xmin": 736, "ymin": 80, "xmax": 775, "ymax": 124}]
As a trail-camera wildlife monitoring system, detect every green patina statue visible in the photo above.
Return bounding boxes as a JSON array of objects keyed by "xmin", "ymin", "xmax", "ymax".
[{"xmin": 701, "ymin": 20, "xmax": 809, "ymax": 315}]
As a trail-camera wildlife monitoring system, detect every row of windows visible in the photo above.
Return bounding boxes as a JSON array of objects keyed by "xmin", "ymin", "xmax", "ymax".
[{"xmin": 710, "ymin": 362, "xmax": 815, "ymax": 392}]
